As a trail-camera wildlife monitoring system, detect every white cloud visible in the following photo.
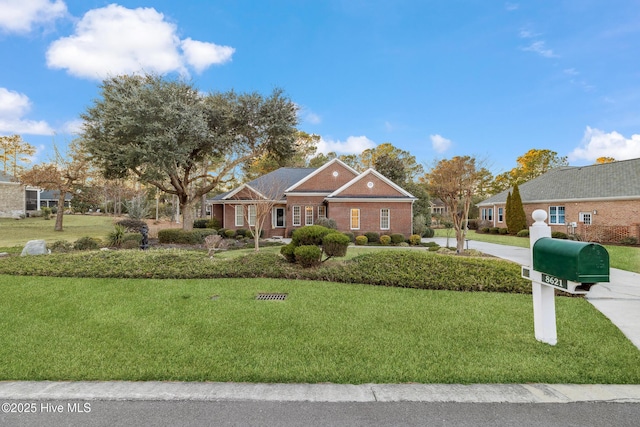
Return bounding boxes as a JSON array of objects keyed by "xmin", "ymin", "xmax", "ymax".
[
  {"xmin": 563, "ymin": 68, "xmax": 579, "ymax": 76},
  {"xmin": 521, "ymin": 41, "xmax": 558, "ymax": 58},
  {"xmin": 505, "ymin": 3, "xmax": 519, "ymax": 11},
  {"xmin": 46, "ymin": 4, "xmax": 234, "ymax": 79},
  {"xmin": 181, "ymin": 38, "xmax": 234, "ymax": 73},
  {"xmin": 60, "ymin": 119, "xmax": 84, "ymax": 135},
  {"xmin": 317, "ymin": 136, "xmax": 375, "ymax": 155},
  {"xmin": 569, "ymin": 126, "xmax": 640, "ymax": 161},
  {"xmin": 0, "ymin": 0, "xmax": 66, "ymax": 33},
  {"xmin": 0, "ymin": 88, "xmax": 53, "ymax": 135},
  {"xmin": 430, "ymin": 134, "xmax": 452, "ymax": 153}
]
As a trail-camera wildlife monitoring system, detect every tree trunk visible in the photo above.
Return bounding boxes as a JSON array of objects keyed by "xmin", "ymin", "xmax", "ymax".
[
  {"xmin": 181, "ymin": 200, "xmax": 195, "ymax": 231},
  {"xmin": 54, "ymin": 192, "xmax": 65, "ymax": 231}
]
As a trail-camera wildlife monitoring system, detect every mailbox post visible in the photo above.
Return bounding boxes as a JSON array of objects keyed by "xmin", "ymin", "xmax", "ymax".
[{"xmin": 521, "ymin": 209, "xmax": 609, "ymax": 345}]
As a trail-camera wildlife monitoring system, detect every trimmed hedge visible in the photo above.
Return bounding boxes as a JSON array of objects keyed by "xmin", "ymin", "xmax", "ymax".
[
  {"xmin": 322, "ymin": 232, "xmax": 350, "ymax": 258},
  {"xmin": 158, "ymin": 229, "xmax": 217, "ymax": 244},
  {"xmin": 355, "ymin": 235, "xmax": 368, "ymax": 246},
  {"xmin": 423, "ymin": 227, "xmax": 435, "ymax": 238},
  {"xmin": 0, "ymin": 250, "xmax": 531, "ymax": 294},
  {"xmin": 516, "ymin": 230, "xmax": 530, "ymax": 238},
  {"xmin": 409, "ymin": 234, "xmax": 422, "ymax": 245},
  {"xmin": 73, "ymin": 236, "xmax": 101, "ymax": 251},
  {"xmin": 552, "ymin": 231, "xmax": 568, "ymax": 239},
  {"xmin": 390, "ymin": 233, "xmax": 405, "ymax": 244},
  {"xmin": 294, "ymin": 245, "xmax": 322, "ymax": 268},
  {"xmin": 380, "ymin": 235, "xmax": 391, "ymax": 245},
  {"xmin": 292, "ymin": 225, "xmax": 331, "ymax": 246},
  {"xmin": 364, "ymin": 232, "xmax": 380, "ymax": 243},
  {"xmin": 116, "ymin": 219, "xmax": 147, "ymax": 232}
]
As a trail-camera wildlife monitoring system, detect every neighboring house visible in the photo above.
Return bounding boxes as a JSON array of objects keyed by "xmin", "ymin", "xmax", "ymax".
[
  {"xmin": 477, "ymin": 158, "xmax": 640, "ymax": 242},
  {"xmin": 208, "ymin": 158, "xmax": 417, "ymax": 237},
  {"xmin": 39, "ymin": 190, "xmax": 72, "ymax": 209},
  {"xmin": 0, "ymin": 173, "xmax": 43, "ymax": 218}
]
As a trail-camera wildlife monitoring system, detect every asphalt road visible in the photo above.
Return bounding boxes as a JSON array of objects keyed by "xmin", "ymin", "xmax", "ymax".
[{"xmin": 2, "ymin": 400, "xmax": 639, "ymax": 427}]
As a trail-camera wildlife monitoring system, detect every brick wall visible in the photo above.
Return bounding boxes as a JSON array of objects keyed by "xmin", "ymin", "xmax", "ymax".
[
  {"xmin": 292, "ymin": 163, "xmax": 357, "ymax": 191},
  {"xmin": 328, "ymin": 201, "xmax": 413, "ymax": 237},
  {"xmin": 0, "ymin": 182, "xmax": 25, "ymax": 218}
]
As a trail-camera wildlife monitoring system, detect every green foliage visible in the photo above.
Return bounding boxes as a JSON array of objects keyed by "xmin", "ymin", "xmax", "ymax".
[
  {"xmin": 193, "ymin": 219, "xmax": 208, "ymax": 228},
  {"xmin": 206, "ymin": 217, "xmax": 221, "ymax": 229},
  {"xmin": 409, "ymin": 234, "xmax": 422, "ymax": 245},
  {"xmin": 505, "ymin": 191, "xmax": 513, "ymax": 233},
  {"xmin": 294, "ymin": 245, "xmax": 322, "ymax": 268},
  {"xmin": 108, "ymin": 225, "xmax": 126, "ymax": 247},
  {"xmin": 481, "ymin": 227, "xmax": 490, "ymax": 233},
  {"xmin": 380, "ymin": 235, "xmax": 391, "ymax": 245},
  {"xmin": 224, "ymin": 229, "xmax": 237, "ymax": 238},
  {"xmin": 125, "ymin": 195, "xmax": 150, "ymax": 220},
  {"xmin": 315, "ymin": 217, "xmax": 337, "ymax": 229},
  {"xmin": 552, "ymin": 231, "xmax": 568, "ymax": 239},
  {"xmin": 499, "ymin": 228, "xmax": 509, "ymax": 235},
  {"xmin": 343, "ymin": 232, "xmax": 355, "ymax": 243},
  {"xmin": 362, "ymin": 232, "xmax": 377, "ymax": 243},
  {"xmin": 322, "ymin": 232, "xmax": 350, "ymax": 258},
  {"xmin": 490, "ymin": 227, "xmax": 500, "ymax": 234},
  {"xmin": 116, "ymin": 218, "xmax": 147, "ymax": 232},
  {"xmin": 412, "ymin": 215, "xmax": 428, "ymax": 237},
  {"xmin": 390, "ymin": 233, "xmax": 405, "ymax": 244},
  {"xmin": 620, "ymin": 237, "xmax": 638, "ymax": 246},
  {"xmin": 355, "ymin": 235, "xmax": 368, "ymax": 246},
  {"xmin": 158, "ymin": 229, "xmax": 215, "ymax": 244},
  {"xmin": 49, "ymin": 240, "xmax": 73, "ymax": 253},
  {"xmin": 41, "ymin": 207, "xmax": 52, "ymax": 220},
  {"xmin": 235, "ymin": 228, "xmax": 248, "ymax": 237},
  {"xmin": 291, "ymin": 225, "xmax": 331, "ymax": 246},
  {"xmin": 280, "ymin": 243, "xmax": 296, "ymax": 263},
  {"xmin": 73, "ymin": 236, "xmax": 101, "ymax": 251},
  {"xmin": 422, "ymin": 227, "xmax": 435, "ymax": 238},
  {"xmin": 509, "ymin": 184, "xmax": 527, "ymax": 234}
]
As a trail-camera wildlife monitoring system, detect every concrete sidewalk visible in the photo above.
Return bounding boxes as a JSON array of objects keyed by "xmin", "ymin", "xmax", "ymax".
[
  {"xmin": 1, "ymin": 381, "xmax": 639, "ymax": 403},
  {"xmin": 426, "ymin": 237, "xmax": 640, "ymax": 350}
]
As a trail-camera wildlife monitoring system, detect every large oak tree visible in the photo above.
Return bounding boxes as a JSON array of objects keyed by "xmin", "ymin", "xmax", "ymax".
[{"xmin": 80, "ymin": 74, "xmax": 298, "ymax": 230}]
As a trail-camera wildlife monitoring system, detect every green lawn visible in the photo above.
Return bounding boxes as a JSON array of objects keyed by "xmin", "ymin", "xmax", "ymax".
[
  {"xmin": 1, "ymin": 275, "xmax": 638, "ymax": 383},
  {"xmin": 0, "ymin": 215, "xmax": 115, "ymax": 248},
  {"xmin": 435, "ymin": 229, "xmax": 640, "ymax": 273}
]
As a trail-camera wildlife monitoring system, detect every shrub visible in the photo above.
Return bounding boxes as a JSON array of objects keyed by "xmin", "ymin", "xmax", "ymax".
[
  {"xmin": 423, "ymin": 227, "xmax": 435, "ymax": 238},
  {"xmin": 322, "ymin": 232, "xmax": 350, "ymax": 258},
  {"xmin": 552, "ymin": 231, "xmax": 568, "ymax": 239},
  {"xmin": 343, "ymin": 232, "xmax": 355, "ymax": 243},
  {"xmin": 236, "ymin": 228, "xmax": 248, "ymax": 237},
  {"xmin": 499, "ymin": 228, "xmax": 509, "ymax": 235},
  {"xmin": 158, "ymin": 229, "xmax": 212, "ymax": 244},
  {"xmin": 516, "ymin": 229, "xmax": 530, "ymax": 238},
  {"xmin": 125, "ymin": 195, "xmax": 150, "ymax": 220},
  {"xmin": 218, "ymin": 228, "xmax": 228, "ymax": 237},
  {"xmin": 280, "ymin": 243, "xmax": 296, "ymax": 263},
  {"xmin": 121, "ymin": 239, "xmax": 140, "ymax": 249},
  {"xmin": 116, "ymin": 218, "xmax": 147, "ymax": 232},
  {"xmin": 467, "ymin": 219, "xmax": 479, "ymax": 230},
  {"xmin": 292, "ymin": 225, "xmax": 331, "ymax": 246},
  {"xmin": 409, "ymin": 234, "xmax": 422, "ymax": 245},
  {"xmin": 481, "ymin": 227, "xmax": 490, "ymax": 233},
  {"xmin": 108, "ymin": 225, "xmax": 126, "ymax": 247},
  {"xmin": 41, "ymin": 207, "xmax": 52, "ymax": 220},
  {"xmin": 380, "ymin": 235, "xmax": 391, "ymax": 245},
  {"xmin": 364, "ymin": 232, "xmax": 380, "ymax": 243},
  {"xmin": 206, "ymin": 217, "xmax": 221, "ymax": 229},
  {"xmin": 193, "ymin": 219, "xmax": 208, "ymax": 229},
  {"xmin": 620, "ymin": 236, "xmax": 638, "ymax": 246},
  {"xmin": 224, "ymin": 229, "xmax": 237, "ymax": 238},
  {"xmin": 123, "ymin": 233, "xmax": 142, "ymax": 244},
  {"xmin": 73, "ymin": 236, "xmax": 101, "ymax": 251},
  {"xmin": 489, "ymin": 227, "xmax": 500, "ymax": 234},
  {"xmin": 49, "ymin": 240, "xmax": 73, "ymax": 253},
  {"xmin": 390, "ymin": 233, "xmax": 405, "ymax": 244},
  {"xmin": 355, "ymin": 235, "xmax": 368, "ymax": 246},
  {"xmin": 315, "ymin": 217, "xmax": 337, "ymax": 229},
  {"xmin": 294, "ymin": 245, "xmax": 322, "ymax": 268}
]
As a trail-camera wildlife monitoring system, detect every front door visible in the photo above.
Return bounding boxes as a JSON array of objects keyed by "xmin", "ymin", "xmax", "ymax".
[{"xmin": 274, "ymin": 207, "xmax": 285, "ymax": 228}]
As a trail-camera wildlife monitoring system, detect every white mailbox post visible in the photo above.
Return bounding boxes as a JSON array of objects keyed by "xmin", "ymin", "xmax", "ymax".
[{"xmin": 525, "ymin": 209, "xmax": 556, "ymax": 345}]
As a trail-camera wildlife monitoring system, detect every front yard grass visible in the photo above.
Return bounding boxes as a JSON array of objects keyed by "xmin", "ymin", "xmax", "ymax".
[{"xmin": 1, "ymin": 275, "xmax": 638, "ymax": 383}]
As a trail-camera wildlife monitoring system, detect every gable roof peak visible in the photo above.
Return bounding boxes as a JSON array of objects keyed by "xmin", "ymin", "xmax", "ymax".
[{"xmin": 284, "ymin": 158, "xmax": 359, "ymax": 192}]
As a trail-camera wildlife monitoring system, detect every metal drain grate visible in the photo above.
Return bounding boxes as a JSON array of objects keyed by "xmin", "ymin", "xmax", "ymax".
[{"xmin": 256, "ymin": 293, "xmax": 288, "ymax": 301}]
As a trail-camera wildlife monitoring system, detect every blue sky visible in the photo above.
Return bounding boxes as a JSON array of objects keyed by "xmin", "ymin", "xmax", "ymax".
[{"xmin": 1, "ymin": 0, "xmax": 640, "ymax": 175}]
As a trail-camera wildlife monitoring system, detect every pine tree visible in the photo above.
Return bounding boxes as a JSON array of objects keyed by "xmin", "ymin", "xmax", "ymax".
[
  {"xmin": 505, "ymin": 191, "xmax": 512, "ymax": 233},
  {"xmin": 510, "ymin": 183, "xmax": 527, "ymax": 234}
]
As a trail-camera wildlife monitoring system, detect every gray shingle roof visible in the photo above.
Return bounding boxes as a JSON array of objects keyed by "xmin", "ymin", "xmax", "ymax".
[
  {"xmin": 479, "ymin": 158, "xmax": 640, "ymax": 205},
  {"xmin": 210, "ymin": 167, "xmax": 317, "ymax": 201}
]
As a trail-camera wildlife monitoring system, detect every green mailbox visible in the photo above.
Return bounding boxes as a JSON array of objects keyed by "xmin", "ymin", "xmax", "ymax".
[{"xmin": 533, "ymin": 237, "xmax": 609, "ymax": 285}]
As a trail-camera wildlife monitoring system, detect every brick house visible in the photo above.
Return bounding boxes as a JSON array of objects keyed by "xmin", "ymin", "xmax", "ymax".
[
  {"xmin": 477, "ymin": 158, "xmax": 640, "ymax": 242},
  {"xmin": 208, "ymin": 158, "xmax": 417, "ymax": 237}
]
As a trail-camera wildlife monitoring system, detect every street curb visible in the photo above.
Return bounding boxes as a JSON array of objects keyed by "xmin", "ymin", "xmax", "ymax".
[{"xmin": 1, "ymin": 382, "xmax": 639, "ymax": 403}]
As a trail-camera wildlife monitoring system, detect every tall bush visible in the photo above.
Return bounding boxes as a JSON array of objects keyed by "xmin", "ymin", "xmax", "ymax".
[
  {"xmin": 509, "ymin": 184, "xmax": 527, "ymax": 234},
  {"xmin": 322, "ymin": 232, "xmax": 350, "ymax": 258},
  {"xmin": 292, "ymin": 225, "xmax": 331, "ymax": 246}
]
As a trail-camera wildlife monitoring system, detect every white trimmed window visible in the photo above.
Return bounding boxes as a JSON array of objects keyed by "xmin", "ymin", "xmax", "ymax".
[
  {"xmin": 248, "ymin": 205, "xmax": 256, "ymax": 227},
  {"xmin": 579, "ymin": 212, "xmax": 592, "ymax": 225},
  {"xmin": 318, "ymin": 205, "xmax": 326, "ymax": 219},
  {"xmin": 292, "ymin": 206, "xmax": 301, "ymax": 226},
  {"xmin": 498, "ymin": 207, "xmax": 504, "ymax": 223},
  {"xmin": 380, "ymin": 208, "xmax": 390, "ymax": 230},
  {"xmin": 481, "ymin": 208, "xmax": 493, "ymax": 221},
  {"xmin": 350, "ymin": 209, "xmax": 360, "ymax": 230},
  {"xmin": 235, "ymin": 205, "xmax": 244, "ymax": 226},
  {"xmin": 549, "ymin": 206, "xmax": 565, "ymax": 224},
  {"xmin": 305, "ymin": 206, "xmax": 314, "ymax": 225}
]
